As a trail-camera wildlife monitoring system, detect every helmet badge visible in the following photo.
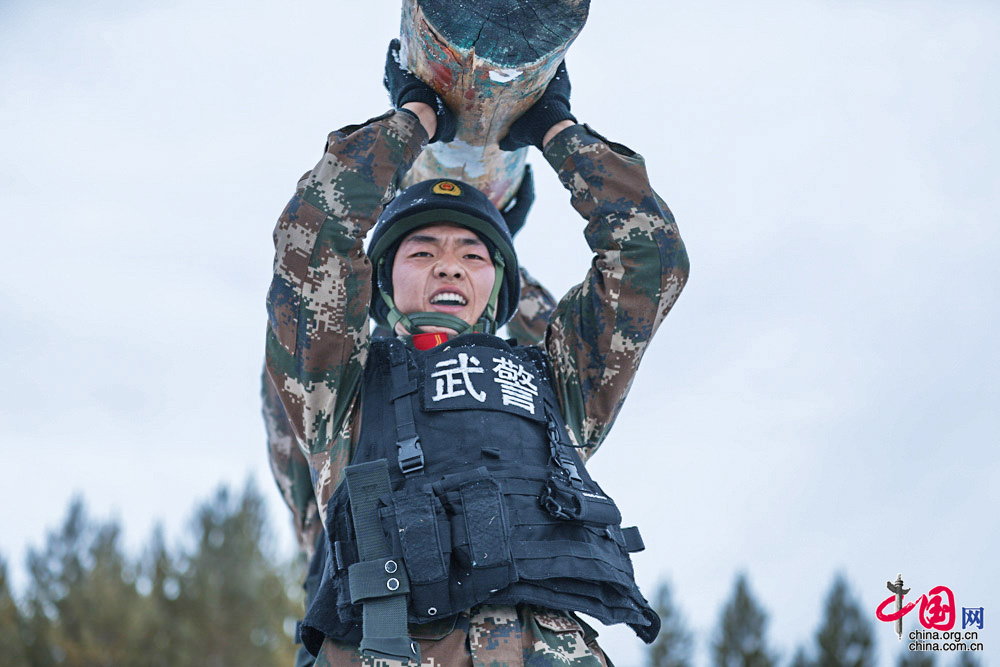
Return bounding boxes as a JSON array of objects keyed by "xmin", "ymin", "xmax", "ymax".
[{"xmin": 432, "ymin": 181, "xmax": 462, "ymax": 197}]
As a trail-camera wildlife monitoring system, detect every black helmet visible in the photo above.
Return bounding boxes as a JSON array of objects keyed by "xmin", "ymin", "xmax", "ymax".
[{"xmin": 368, "ymin": 178, "xmax": 520, "ymax": 335}]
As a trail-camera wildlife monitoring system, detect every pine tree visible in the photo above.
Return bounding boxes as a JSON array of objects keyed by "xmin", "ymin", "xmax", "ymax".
[
  {"xmin": 11, "ymin": 484, "xmax": 300, "ymax": 666},
  {"xmin": 815, "ymin": 574, "xmax": 875, "ymax": 667},
  {"xmin": 171, "ymin": 480, "xmax": 300, "ymax": 666},
  {"xmin": 647, "ymin": 579, "xmax": 694, "ymax": 667},
  {"xmin": 20, "ymin": 576, "xmax": 56, "ymax": 667},
  {"xmin": 0, "ymin": 555, "xmax": 30, "ymax": 667},
  {"xmin": 23, "ymin": 497, "xmax": 148, "ymax": 665},
  {"xmin": 135, "ymin": 525, "xmax": 190, "ymax": 666},
  {"xmin": 711, "ymin": 573, "xmax": 777, "ymax": 667}
]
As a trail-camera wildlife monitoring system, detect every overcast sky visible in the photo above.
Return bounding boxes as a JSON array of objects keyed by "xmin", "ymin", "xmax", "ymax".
[{"xmin": 1, "ymin": 1, "xmax": 997, "ymax": 665}]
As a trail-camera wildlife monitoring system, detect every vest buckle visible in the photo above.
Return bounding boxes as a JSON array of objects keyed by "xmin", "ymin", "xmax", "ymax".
[{"xmin": 397, "ymin": 436, "xmax": 425, "ymax": 474}]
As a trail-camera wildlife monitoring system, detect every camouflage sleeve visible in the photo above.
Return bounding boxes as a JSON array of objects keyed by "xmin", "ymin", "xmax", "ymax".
[
  {"xmin": 505, "ymin": 266, "xmax": 558, "ymax": 345},
  {"xmin": 261, "ymin": 366, "xmax": 322, "ymax": 559},
  {"xmin": 265, "ymin": 109, "xmax": 427, "ymax": 494},
  {"xmin": 541, "ymin": 124, "xmax": 690, "ymax": 461}
]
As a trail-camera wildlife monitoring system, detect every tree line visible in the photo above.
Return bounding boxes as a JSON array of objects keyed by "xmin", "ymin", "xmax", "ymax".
[
  {"xmin": 0, "ymin": 486, "xmax": 986, "ymax": 666},
  {"xmin": 0, "ymin": 482, "xmax": 301, "ymax": 666},
  {"xmin": 649, "ymin": 573, "xmax": 983, "ymax": 667}
]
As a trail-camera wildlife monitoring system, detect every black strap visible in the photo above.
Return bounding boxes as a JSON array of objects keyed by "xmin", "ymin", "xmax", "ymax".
[
  {"xmin": 545, "ymin": 412, "xmax": 584, "ymax": 488},
  {"xmin": 333, "ymin": 540, "xmax": 346, "ymax": 571},
  {"xmin": 348, "ymin": 557, "xmax": 411, "ymax": 603},
  {"xmin": 388, "ymin": 341, "xmax": 424, "ymax": 475},
  {"xmin": 344, "ymin": 460, "xmax": 419, "ymax": 663}
]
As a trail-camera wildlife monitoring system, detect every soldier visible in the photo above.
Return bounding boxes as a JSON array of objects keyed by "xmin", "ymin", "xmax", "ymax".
[
  {"xmin": 264, "ymin": 40, "xmax": 689, "ymax": 665},
  {"xmin": 264, "ymin": 165, "xmax": 556, "ymax": 667}
]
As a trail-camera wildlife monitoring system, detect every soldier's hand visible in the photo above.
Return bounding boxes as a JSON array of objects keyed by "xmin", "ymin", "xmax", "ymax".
[
  {"xmin": 383, "ymin": 38, "xmax": 456, "ymax": 143},
  {"xmin": 499, "ymin": 61, "xmax": 576, "ymax": 151}
]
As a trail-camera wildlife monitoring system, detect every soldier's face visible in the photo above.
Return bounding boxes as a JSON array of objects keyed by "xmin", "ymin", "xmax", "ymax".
[{"xmin": 391, "ymin": 224, "xmax": 496, "ymax": 334}]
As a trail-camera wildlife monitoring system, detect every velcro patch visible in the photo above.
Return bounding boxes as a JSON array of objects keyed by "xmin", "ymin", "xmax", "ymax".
[{"xmin": 422, "ymin": 346, "xmax": 544, "ymax": 422}]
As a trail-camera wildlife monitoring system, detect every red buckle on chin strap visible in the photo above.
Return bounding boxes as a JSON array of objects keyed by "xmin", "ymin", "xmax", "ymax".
[{"xmin": 412, "ymin": 332, "xmax": 450, "ymax": 350}]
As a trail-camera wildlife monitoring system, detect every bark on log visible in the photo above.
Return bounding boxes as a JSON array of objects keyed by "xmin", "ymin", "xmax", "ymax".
[{"xmin": 399, "ymin": 0, "xmax": 590, "ymax": 208}]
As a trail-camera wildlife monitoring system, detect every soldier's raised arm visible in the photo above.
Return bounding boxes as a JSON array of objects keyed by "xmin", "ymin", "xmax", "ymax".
[
  {"xmin": 264, "ymin": 39, "xmax": 456, "ymax": 493},
  {"xmin": 500, "ymin": 61, "xmax": 690, "ymax": 460}
]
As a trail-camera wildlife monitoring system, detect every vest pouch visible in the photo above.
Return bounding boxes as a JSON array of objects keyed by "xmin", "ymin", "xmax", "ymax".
[
  {"xmin": 387, "ymin": 486, "xmax": 453, "ymax": 623},
  {"xmin": 462, "ymin": 475, "xmax": 514, "ymax": 597},
  {"xmin": 439, "ymin": 468, "xmax": 515, "ymax": 601},
  {"xmin": 541, "ymin": 475, "xmax": 623, "ymax": 527}
]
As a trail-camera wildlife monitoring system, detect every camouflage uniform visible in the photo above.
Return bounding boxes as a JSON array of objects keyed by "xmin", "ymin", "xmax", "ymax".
[{"xmin": 264, "ymin": 108, "xmax": 689, "ymax": 665}]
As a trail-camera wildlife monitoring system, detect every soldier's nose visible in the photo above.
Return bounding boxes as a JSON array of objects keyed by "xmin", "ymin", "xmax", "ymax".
[{"xmin": 434, "ymin": 259, "xmax": 463, "ymax": 278}]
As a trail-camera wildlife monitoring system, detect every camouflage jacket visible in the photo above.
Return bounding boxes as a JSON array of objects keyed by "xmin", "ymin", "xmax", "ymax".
[{"xmin": 265, "ymin": 109, "xmax": 688, "ymax": 665}]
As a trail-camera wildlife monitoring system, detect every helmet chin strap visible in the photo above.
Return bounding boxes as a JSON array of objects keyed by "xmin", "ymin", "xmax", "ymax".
[{"xmin": 378, "ymin": 251, "xmax": 506, "ymax": 337}]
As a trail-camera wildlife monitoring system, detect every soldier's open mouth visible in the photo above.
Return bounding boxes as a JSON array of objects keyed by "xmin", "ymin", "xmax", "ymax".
[{"xmin": 430, "ymin": 291, "xmax": 467, "ymax": 308}]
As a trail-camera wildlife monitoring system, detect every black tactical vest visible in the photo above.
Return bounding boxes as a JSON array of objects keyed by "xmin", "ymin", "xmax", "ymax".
[{"xmin": 300, "ymin": 334, "xmax": 659, "ymax": 656}]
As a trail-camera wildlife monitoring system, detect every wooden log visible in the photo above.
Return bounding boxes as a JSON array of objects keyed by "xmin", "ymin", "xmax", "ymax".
[{"xmin": 399, "ymin": 0, "xmax": 590, "ymax": 208}]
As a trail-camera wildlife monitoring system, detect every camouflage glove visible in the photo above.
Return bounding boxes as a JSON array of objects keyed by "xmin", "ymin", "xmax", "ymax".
[
  {"xmin": 499, "ymin": 61, "xmax": 576, "ymax": 151},
  {"xmin": 501, "ymin": 164, "xmax": 535, "ymax": 237},
  {"xmin": 383, "ymin": 38, "xmax": 456, "ymax": 143}
]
